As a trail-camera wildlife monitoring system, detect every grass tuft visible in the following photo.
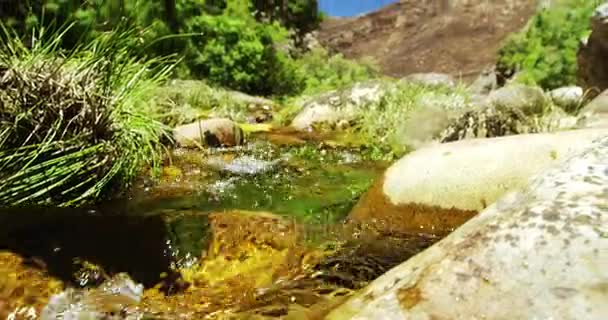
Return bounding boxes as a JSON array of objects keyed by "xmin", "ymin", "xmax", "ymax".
[{"xmin": 0, "ymin": 25, "xmax": 173, "ymax": 207}]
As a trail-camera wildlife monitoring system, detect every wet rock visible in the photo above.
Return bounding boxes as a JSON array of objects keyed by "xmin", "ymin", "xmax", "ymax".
[
  {"xmin": 578, "ymin": 2, "xmax": 608, "ymax": 95},
  {"xmin": 328, "ymin": 134, "xmax": 608, "ymax": 320},
  {"xmin": 488, "ymin": 84, "xmax": 549, "ymax": 115},
  {"xmin": 549, "ymin": 86, "xmax": 584, "ymax": 113},
  {"xmin": 347, "ymin": 129, "xmax": 608, "ymax": 235},
  {"xmin": 401, "ymin": 72, "xmax": 456, "ymax": 88},
  {"xmin": 204, "ymin": 210, "xmax": 298, "ymax": 259},
  {"xmin": 290, "ymin": 81, "xmax": 386, "ymax": 130},
  {"xmin": 41, "ymin": 273, "xmax": 144, "ymax": 320},
  {"xmin": 0, "ymin": 252, "xmax": 63, "ymax": 319},
  {"xmin": 173, "ymin": 118, "xmax": 244, "ymax": 148},
  {"xmin": 206, "ymin": 155, "xmax": 281, "ymax": 176},
  {"xmin": 577, "ymin": 90, "xmax": 608, "ymax": 129}
]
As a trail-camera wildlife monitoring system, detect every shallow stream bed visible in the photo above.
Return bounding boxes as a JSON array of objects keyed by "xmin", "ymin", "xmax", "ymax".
[{"xmin": 0, "ymin": 132, "xmax": 442, "ymax": 319}]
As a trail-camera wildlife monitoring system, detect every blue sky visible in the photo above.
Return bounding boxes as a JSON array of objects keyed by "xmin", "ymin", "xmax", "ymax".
[{"xmin": 318, "ymin": 0, "xmax": 399, "ymax": 17}]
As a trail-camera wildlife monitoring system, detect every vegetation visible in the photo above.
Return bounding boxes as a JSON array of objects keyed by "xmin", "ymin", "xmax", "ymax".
[
  {"xmin": 0, "ymin": 0, "xmax": 325, "ymax": 97},
  {"xmin": 497, "ymin": 0, "xmax": 602, "ymax": 89},
  {"xmin": 150, "ymin": 80, "xmax": 252, "ymax": 127},
  {"xmin": 296, "ymin": 47, "xmax": 380, "ymax": 97},
  {"xmin": 0, "ymin": 27, "xmax": 171, "ymax": 207}
]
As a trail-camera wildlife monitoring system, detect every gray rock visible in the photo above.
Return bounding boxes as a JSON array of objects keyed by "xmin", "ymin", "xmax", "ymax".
[
  {"xmin": 549, "ymin": 86, "xmax": 584, "ymax": 112},
  {"xmin": 488, "ymin": 84, "xmax": 549, "ymax": 115},
  {"xmin": 173, "ymin": 118, "xmax": 244, "ymax": 148},
  {"xmin": 290, "ymin": 81, "xmax": 386, "ymax": 130},
  {"xmin": 329, "ymin": 134, "xmax": 608, "ymax": 320},
  {"xmin": 401, "ymin": 72, "xmax": 456, "ymax": 88},
  {"xmin": 468, "ymin": 69, "xmax": 498, "ymax": 95}
]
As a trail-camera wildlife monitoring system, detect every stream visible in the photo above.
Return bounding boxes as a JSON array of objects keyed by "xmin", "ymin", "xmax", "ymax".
[{"xmin": 0, "ymin": 131, "xmax": 442, "ymax": 319}]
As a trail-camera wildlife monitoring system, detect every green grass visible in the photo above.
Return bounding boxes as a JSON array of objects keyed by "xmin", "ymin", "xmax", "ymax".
[
  {"xmin": 149, "ymin": 80, "xmax": 252, "ymax": 127},
  {"xmin": 0, "ymin": 26, "xmax": 173, "ymax": 207}
]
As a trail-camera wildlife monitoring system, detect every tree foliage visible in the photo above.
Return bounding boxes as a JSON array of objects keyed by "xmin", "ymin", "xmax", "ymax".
[
  {"xmin": 497, "ymin": 0, "xmax": 601, "ymax": 89},
  {"xmin": 0, "ymin": 0, "xmax": 322, "ymax": 96}
]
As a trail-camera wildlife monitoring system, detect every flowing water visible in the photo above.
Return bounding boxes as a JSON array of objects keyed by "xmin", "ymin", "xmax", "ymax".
[{"xmin": 0, "ymin": 132, "xmax": 442, "ymax": 319}]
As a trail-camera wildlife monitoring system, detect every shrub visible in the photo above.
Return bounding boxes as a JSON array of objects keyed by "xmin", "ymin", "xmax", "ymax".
[
  {"xmin": 497, "ymin": 0, "xmax": 602, "ymax": 89},
  {"xmin": 296, "ymin": 47, "xmax": 380, "ymax": 96},
  {"xmin": 0, "ymin": 27, "xmax": 172, "ymax": 207},
  {"xmin": 184, "ymin": 13, "xmax": 303, "ymax": 96},
  {"xmin": 352, "ymin": 82, "xmax": 470, "ymax": 156}
]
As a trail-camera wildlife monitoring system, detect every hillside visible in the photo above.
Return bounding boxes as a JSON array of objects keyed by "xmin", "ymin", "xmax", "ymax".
[{"xmin": 317, "ymin": 0, "xmax": 538, "ymax": 80}]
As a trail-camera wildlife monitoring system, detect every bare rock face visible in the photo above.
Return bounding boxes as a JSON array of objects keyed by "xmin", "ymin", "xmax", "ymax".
[
  {"xmin": 578, "ymin": 2, "xmax": 608, "ymax": 95},
  {"xmin": 329, "ymin": 133, "xmax": 608, "ymax": 320}
]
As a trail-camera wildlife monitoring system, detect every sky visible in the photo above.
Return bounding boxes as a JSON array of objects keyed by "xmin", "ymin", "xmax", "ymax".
[{"xmin": 318, "ymin": 0, "xmax": 399, "ymax": 17}]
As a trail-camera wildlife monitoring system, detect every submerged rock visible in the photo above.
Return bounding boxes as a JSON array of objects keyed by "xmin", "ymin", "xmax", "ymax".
[
  {"xmin": 173, "ymin": 118, "xmax": 244, "ymax": 148},
  {"xmin": 41, "ymin": 273, "xmax": 143, "ymax": 320},
  {"xmin": 348, "ymin": 129, "xmax": 608, "ymax": 235},
  {"xmin": 328, "ymin": 134, "xmax": 608, "ymax": 320},
  {"xmin": 206, "ymin": 155, "xmax": 281, "ymax": 176}
]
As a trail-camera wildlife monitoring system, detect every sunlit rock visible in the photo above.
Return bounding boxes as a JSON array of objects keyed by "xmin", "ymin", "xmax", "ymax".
[
  {"xmin": 348, "ymin": 129, "xmax": 608, "ymax": 235},
  {"xmin": 550, "ymin": 86, "xmax": 584, "ymax": 112},
  {"xmin": 329, "ymin": 134, "xmax": 608, "ymax": 320},
  {"xmin": 290, "ymin": 81, "xmax": 386, "ymax": 130},
  {"xmin": 173, "ymin": 118, "xmax": 244, "ymax": 148}
]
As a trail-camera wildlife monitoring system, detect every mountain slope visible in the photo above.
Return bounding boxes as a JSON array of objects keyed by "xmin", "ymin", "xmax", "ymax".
[{"xmin": 317, "ymin": 0, "xmax": 537, "ymax": 80}]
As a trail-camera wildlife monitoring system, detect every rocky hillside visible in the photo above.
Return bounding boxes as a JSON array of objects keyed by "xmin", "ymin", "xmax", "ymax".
[{"xmin": 317, "ymin": 0, "xmax": 538, "ymax": 80}]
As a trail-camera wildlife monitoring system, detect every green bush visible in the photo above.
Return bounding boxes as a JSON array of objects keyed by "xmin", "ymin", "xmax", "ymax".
[
  {"xmin": 296, "ymin": 47, "xmax": 380, "ymax": 96},
  {"xmin": 0, "ymin": 27, "xmax": 171, "ymax": 207},
  {"xmin": 497, "ymin": 0, "xmax": 601, "ymax": 89},
  {"xmin": 184, "ymin": 13, "xmax": 302, "ymax": 96}
]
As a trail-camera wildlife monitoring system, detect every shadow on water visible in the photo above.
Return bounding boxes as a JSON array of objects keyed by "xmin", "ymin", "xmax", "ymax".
[{"xmin": 0, "ymin": 205, "xmax": 180, "ymax": 289}]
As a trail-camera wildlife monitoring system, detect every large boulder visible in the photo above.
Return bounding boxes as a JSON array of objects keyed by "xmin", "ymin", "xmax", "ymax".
[
  {"xmin": 328, "ymin": 134, "xmax": 608, "ymax": 320},
  {"xmin": 347, "ymin": 129, "xmax": 608, "ymax": 235},
  {"xmin": 578, "ymin": 2, "xmax": 608, "ymax": 94},
  {"xmin": 173, "ymin": 118, "xmax": 244, "ymax": 148},
  {"xmin": 290, "ymin": 81, "xmax": 386, "ymax": 130}
]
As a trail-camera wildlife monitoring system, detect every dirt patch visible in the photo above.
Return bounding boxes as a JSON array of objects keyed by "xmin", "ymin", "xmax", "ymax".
[{"xmin": 317, "ymin": 0, "xmax": 537, "ymax": 81}]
